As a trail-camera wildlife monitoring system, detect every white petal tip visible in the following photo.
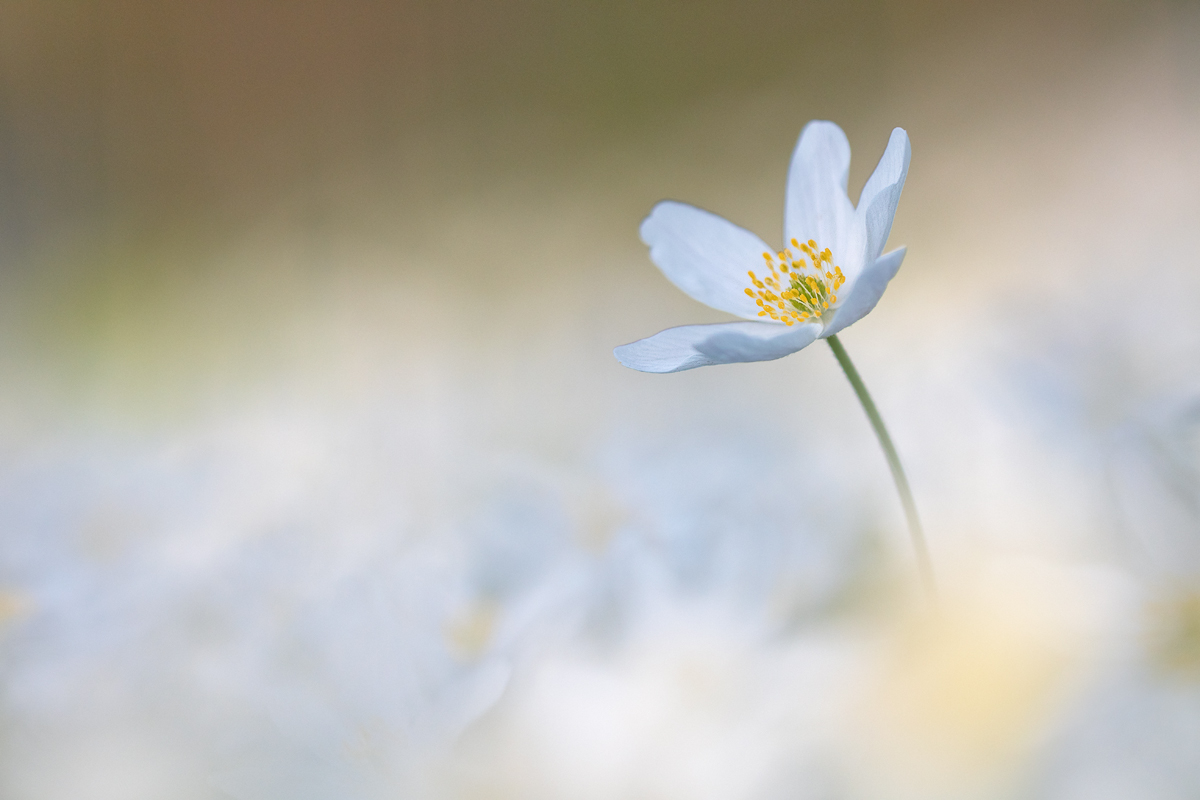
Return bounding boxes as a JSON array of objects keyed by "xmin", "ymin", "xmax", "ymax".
[{"xmin": 613, "ymin": 342, "xmax": 709, "ymax": 374}]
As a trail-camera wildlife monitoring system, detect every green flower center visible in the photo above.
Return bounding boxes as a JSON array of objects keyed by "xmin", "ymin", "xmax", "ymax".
[{"xmin": 745, "ymin": 238, "xmax": 845, "ymax": 326}]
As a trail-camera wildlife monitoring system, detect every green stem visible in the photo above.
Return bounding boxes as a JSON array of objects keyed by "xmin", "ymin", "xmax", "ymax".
[{"xmin": 826, "ymin": 334, "xmax": 936, "ymax": 600}]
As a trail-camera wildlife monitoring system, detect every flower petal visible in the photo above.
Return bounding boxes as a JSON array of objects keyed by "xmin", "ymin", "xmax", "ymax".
[
  {"xmin": 639, "ymin": 201, "xmax": 771, "ymax": 320},
  {"xmin": 821, "ymin": 247, "xmax": 906, "ymax": 338},
  {"xmin": 855, "ymin": 127, "xmax": 911, "ymax": 264},
  {"xmin": 784, "ymin": 121, "xmax": 859, "ymax": 273},
  {"xmin": 615, "ymin": 321, "xmax": 821, "ymax": 373}
]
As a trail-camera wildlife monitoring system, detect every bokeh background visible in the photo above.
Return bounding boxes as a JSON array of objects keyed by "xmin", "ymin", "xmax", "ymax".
[{"xmin": 1, "ymin": 1, "xmax": 1199, "ymax": 798}]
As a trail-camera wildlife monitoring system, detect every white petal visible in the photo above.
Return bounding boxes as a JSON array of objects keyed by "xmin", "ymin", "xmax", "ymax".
[
  {"xmin": 784, "ymin": 121, "xmax": 859, "ymax": 273},
  {"xmin": 639, "ymin": 201, "xmax": 771, "ymax": 320},
  {"xmin": 821, "ymin": 247, "xmax": 906, "ymax": 338},
  {"xmin": 855, "ymin": 127, "xmax": 911, "ymax": 264},
  {"xmin": 615, "ymin": 321, "xmax": 821, "ymax": 373}
]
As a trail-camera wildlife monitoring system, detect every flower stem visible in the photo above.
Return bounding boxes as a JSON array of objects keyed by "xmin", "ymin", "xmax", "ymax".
[{"xmin": 826, "ymin": 334, "xmax": 936, "ymax": 599}]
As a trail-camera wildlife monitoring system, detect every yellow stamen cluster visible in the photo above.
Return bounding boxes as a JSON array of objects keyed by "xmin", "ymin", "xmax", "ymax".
[{"xmin": 744, "ymin": 238, "xmax": 845, "ymax": 326}]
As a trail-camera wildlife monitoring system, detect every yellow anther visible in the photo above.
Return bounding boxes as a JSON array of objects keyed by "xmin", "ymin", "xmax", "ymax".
[{"xmin": 745, "ymin": 238, "xmax": 844, "ymax": 326}]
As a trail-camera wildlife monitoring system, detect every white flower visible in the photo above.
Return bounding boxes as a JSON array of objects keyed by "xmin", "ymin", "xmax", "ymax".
[{"xmin": 615, "ymin": 121, "xmax": 911, "ymax": 373}]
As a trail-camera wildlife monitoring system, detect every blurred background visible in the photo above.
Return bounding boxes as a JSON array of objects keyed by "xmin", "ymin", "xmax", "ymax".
[{"xmin": 1, "ymin": 1, "xmax": 1199, "ymax": 798}]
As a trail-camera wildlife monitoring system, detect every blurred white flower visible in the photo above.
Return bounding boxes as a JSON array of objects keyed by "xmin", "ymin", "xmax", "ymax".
[
  {"xmin": 615, "ymin": 121, "xmax": 910, "ymax": 373},
  {"xmin": 435, "ymin": 592, "xmax": 857, "ymax": 800},
  {"xmin": 434, "ymin": 556, "xmax": 1133, "ymax": 800},
  {"xmin": 845, "ymin": 558, "xmax": 1132, "ymax": 800}
]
